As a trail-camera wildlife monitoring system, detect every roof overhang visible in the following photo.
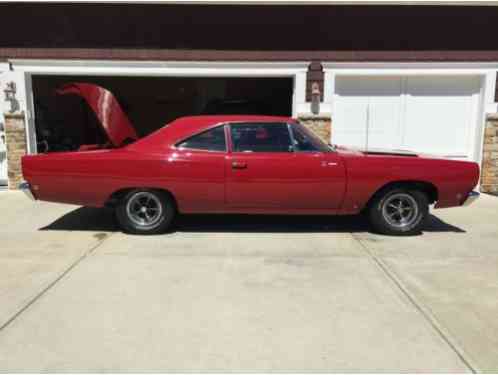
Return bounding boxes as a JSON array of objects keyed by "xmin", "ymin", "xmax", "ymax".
[{"xmin": 6, "ymin": 49, "xmax": 498, "ymax": 63}]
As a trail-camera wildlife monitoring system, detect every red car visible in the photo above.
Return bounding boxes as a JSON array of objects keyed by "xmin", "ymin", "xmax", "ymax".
[{"xmin": 21, "ymin": 83, "xmax": 480, "ymax": 235}]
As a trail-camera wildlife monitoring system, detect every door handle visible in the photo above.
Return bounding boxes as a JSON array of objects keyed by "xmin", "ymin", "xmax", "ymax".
[
  {"xmin": 232, "ymin": 161, "xmax": 247, "ymax": 169},
  {"xmin": 321, "ymin": 161, "xmax": 338, "ymax": 167}
]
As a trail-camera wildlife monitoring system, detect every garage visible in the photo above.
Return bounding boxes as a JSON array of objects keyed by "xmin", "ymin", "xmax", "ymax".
[
  {"xmin": 332, "ymin": 75, "xmax": 483, "ymax": 161},
  {"xmin": 31, "ymin": 75, "xmax": 294, "ymax": 152}
]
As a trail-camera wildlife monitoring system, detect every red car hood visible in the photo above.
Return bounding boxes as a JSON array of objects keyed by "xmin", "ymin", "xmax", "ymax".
[
  {"xmin": 57, "ymin": 83, "xmax": 138, "ymax": 147},
  {"xmin": 335, "ymin": 145, "xmax": 419, "ymax": 156},
  {"xmin": 335, "ymin": 145, "xmax": 471, "ymax": 161}
]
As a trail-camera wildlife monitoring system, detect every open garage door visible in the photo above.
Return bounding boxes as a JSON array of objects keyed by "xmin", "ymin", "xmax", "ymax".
[
  {"xmin": 31, "ymin": 75, "xmax": 293, "ymax": 152},
  {"xmin": 333, "ymin": 75, "xmax": 482, "ymax": 160}
]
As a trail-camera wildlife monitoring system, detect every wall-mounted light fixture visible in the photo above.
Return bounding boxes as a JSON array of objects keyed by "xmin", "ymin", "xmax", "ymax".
[
  {"xmin": 311, "ymin": 82, "xmax": 320, "ymax": 115},
  {"xmin": 3, "ymin": 81, "xmax": 19, "ymax": 113}
]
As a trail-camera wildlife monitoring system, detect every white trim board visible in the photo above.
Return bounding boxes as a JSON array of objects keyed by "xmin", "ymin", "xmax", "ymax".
[
  {"xmin": 323, "ymin": 62, "xmax": 498, "ymax": 70},
  {"xmin": 9, "ymin": 60, "xmax": 309, "ymax": 77}
]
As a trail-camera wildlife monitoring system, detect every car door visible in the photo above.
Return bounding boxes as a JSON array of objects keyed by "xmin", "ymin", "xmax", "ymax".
[{"xmin": 225, "ymin": 122, "xmax": 346, "ymax": 210}]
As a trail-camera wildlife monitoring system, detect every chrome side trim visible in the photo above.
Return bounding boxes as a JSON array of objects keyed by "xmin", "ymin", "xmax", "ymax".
[
  {"xmin": 18, "ymin": 181, "xmax": 36, "ymax": 201},
  {"xmin": 463, "ymin": 191, "xmax": 480, "ymax": 206}
]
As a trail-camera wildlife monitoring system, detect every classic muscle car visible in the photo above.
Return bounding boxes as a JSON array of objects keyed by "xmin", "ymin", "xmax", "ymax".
[{"xmin": 20, "ymin": 83, "xmax": 480, "ymax": 235}]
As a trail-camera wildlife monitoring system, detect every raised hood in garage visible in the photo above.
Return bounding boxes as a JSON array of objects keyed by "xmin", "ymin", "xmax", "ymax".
[{"xmin": 56, "ymin": 83, "xmax": 138, "ymax": 147}]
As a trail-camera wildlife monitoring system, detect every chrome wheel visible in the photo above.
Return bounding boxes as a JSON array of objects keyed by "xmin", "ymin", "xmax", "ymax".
[
  {"xmin": 125, "ymin": 191, "xmax": 163, "ymax": 228},
  {"xmin": 381, "ymin": 193, "xmax": 419, "ymax": 229}
]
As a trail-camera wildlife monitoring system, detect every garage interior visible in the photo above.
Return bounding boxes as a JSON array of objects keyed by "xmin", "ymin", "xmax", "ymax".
[{"xmin": 31, "ymin": 75, "xmax": 293, "ymax": 152}]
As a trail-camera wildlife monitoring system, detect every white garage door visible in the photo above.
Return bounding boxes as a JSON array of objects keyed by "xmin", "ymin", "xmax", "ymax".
[{"xmin": 333, "ymin": 75, "xmax": 482, "ymax": 160}]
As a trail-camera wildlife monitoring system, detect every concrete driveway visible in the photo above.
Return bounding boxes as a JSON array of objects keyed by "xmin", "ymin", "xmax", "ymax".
[{"xmin": 0, "ymin": 191, "xmax": 497, "ymax": 372}]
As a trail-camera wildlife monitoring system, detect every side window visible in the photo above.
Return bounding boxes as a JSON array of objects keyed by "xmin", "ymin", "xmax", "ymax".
[
  {"xmin": 230, "ymin": 123, "xmax": 292, "ymax": 153},
  {"xmin": 291, "ymin": 125, "xmax": 320, "ymax": 152},
  {"xmin": 291, "ymin": 123, "xmax": 331, "ymax": 152},
  {"xmin": 177, "ymin": 125, "xmax": 226, "ymax": 152}
]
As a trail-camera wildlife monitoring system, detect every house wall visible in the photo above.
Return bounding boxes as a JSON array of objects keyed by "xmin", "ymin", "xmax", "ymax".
[
  {"xmin": 482, "ymin": 115, "xmax": 498, "ymax": 194},
  {"xmin": 4, "ymin": 112, "xmax": 27, "ymax": 189},
  {"xmin": 1, "ymin": 64, "xmax": 12, "ymax": 186}
]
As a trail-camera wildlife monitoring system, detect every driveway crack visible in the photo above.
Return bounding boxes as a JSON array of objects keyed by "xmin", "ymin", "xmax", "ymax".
[
  {"xmin": 351, "ymin": 233, "xmax": 479, "ymax": 373},
  {"xmin": 0, "ymin": 233, "xmax": 114, "ymax": 334}
]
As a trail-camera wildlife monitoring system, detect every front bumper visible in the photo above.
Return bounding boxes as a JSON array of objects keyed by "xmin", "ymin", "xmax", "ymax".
[
  {"xmin": 19, "ymin": 182, "xmax": 36, "ymax": 201},
  {"xmin": 463, "ymin": 191, "xmax": 480, "ymax": 206}
]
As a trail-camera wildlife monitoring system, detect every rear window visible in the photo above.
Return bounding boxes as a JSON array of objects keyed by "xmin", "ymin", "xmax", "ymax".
[{"xmin": 176, "ymin": 125, "xmax": 226, "ymax": 152}]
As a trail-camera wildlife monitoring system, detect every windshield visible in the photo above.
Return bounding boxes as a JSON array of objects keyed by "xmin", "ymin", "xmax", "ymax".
[{"xmin": 292, "ymin": 122, "xmax": 334, "ymax": 152}]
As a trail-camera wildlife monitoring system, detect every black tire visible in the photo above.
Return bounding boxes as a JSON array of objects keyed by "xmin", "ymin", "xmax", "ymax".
[
  {"xmin": 115, "ymin": 189, "xmax": 176, "ymax": 234},
  {"xmin": 368, "ymin": 188, "xmax": 429, "ymax": 236}
]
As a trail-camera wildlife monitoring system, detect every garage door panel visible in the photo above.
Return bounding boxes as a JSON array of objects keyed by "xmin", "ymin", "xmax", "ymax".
[
  {"xmin": 404, "ymin": 76, "xmax": 480, "ymax": 97},
  {"xmin": 333, "ymin": 97, "xmax": 368, "ymax": 149},
  {"xmin": 333, "ymin": 75, "xmax": 481, "ymax": 160},
  {"xmin": 403, "ymin": 76, "xmax": 480, "ymax": 157},
  {"xmin": 403, "ymin": 92, "xmax": 473, "ymax": 156},
  {"xmin": 334, "ymin": 76, "xmax": 402, "ymax": 150},
  {"xmin": 367, "ymin": 87, "xmax": 403, "ymax": 150}
]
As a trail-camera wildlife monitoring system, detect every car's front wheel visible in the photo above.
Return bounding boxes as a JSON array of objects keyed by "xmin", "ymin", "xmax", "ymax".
[
  {"xmin": 368, "ymin": 188, "xmax": 429, "ymax": 235},
  {"xmin": 115, "ymin": 189, "xmax": 176, "ymax": 234}
]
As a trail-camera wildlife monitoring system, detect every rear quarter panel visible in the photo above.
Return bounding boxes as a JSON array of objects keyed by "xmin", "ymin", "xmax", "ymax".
[
  {"xmin": 22, "ymin": 148, "xmax": 226, "ymax": 210},
  {"xmin": 22, "ymin": 150, "xmax": 138, "ymax": 207}
]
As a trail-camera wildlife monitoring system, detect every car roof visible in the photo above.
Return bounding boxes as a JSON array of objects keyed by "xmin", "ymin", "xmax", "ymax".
[
  {"xmin": 174, "ymin": 115, "xmax": 293, "ymax": 126},
  {"xmin": 127, "ymin": 115, "xmax": 294, "ymax": 151}
]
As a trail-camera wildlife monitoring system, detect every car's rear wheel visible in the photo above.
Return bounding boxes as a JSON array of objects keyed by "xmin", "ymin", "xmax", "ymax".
[
  {"xmin": 368, "ymin": 188, "xmax": 429, "ymax": 235},
  {"xmin": 115, "ymin": 189, "xmax": 175, "ymax": 234}
]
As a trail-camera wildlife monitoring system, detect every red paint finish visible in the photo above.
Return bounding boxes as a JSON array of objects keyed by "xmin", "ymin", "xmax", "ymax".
[
  {"xmin": 56, "ymin": 83, "xmax": 138, "ymax": 147},
  {"xmin": 336, "ymin": 147, "xmax": 480, "ymax": 213},
  {"xmin": 225, "ymin": 151, "xmax": 345, "ymax": 210},
  {"xmin": 21, "ymin": 88, "xmax": 480, "ymax": 215}
]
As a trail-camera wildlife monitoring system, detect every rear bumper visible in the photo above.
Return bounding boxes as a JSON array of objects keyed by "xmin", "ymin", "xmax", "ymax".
[
  {"xmin": 19, "ymin": 182, "xmax": 36, "ymax": 201},
  {"xmin": 463, "ymin": 191, "xmax": 480, "ymax": 206}
]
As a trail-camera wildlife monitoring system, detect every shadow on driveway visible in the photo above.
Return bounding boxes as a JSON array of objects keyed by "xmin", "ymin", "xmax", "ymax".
[{"xmin": 40, "ymin": 207, "xmax": 466, "ymax": 234}]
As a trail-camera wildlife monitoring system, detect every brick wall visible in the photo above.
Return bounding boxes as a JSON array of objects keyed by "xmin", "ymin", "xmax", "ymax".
[
  {"xmin": 4, "ymin": 112, "xmax": 27, "ymax": 189},
  {"xmin": 481, "ymin": 114, "xmax": 498, "ymax": 194},
  {"xmin": 297, "ymin": 115, "xmax": 331, "ymax": 144}
]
